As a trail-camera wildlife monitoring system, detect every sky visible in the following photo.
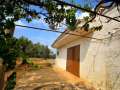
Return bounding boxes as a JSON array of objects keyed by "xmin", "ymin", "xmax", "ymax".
[
  {"xmin": 14, "ymin": 19, "xmax": 61, "ymax": 51},
  {"xmin": 13, "ymin": 0, "xmax": 92, "ymax": 52}
]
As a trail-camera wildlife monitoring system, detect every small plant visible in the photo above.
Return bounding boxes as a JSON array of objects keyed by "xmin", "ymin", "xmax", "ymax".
[
  {"xmin": 32, "ymin": 64, "xmax": 39, "ymax": 68},
  {"xmin": 5, "ymin": 72, "xmax": 16, "ymax": 90}
]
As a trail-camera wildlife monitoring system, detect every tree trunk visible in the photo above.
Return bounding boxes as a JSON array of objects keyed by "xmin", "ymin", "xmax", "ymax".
[{"xmin": 0, "ymin": 58, "xmax": 5, "ymax": 90}]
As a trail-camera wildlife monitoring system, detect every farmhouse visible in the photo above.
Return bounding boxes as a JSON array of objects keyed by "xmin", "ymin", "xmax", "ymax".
[{"xmin": 52, "ymin": 5, "xmax": 120, "ymax": 90}]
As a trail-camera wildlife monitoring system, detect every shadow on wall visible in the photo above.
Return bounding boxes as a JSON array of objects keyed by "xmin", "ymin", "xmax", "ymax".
[{"xmin": 80, "ymin": 33, "xmax": 94, "ymax": 62}]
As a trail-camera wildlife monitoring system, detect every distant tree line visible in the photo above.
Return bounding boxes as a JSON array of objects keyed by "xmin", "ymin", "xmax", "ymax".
[{"xmin": 16, "ymin": 36, "xmax": 56, "ymax": 59}]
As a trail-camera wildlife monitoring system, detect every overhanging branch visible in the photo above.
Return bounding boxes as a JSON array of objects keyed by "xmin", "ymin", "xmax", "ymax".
[
  {"xmin": 22, "ymin": 0, "xmax": 120, "ymax": 22},
  {"xmin": 53, "ymin": 0, "xmax": 120, "ymax": 22}
]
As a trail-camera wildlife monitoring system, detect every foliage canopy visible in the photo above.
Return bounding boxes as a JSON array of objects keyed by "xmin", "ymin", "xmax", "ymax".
[{"xmin": 0, "ymin": 0, "xmax": 119, "ymax": 32}]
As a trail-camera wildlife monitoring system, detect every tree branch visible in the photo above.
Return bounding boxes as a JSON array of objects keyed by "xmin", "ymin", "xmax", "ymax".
[
  {"xmin": 53, "ymin": 0, "xmax": 120, "ymax": 22},
  {"xmin": 106, "ymin": 16, "xmax": 120, "ymax": 23},
  {"xmin": 23, "ymin": 0, "xmax": 45, "ymax": 7},
  {"xmin": 82, "ymin": 0, "xmax": 104, "ymax": 28},
  {"xmin": 21, "ymin": 0, "xmax": 120, "ymax": 22},
  {"xmin": 16, "ymin": 1, "xmax": 49, "ymax": 18}
]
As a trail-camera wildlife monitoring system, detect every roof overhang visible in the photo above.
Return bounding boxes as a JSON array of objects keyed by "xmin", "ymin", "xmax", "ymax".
[{"xmin": 52, "ymin": 28, "xmax": 92, "ymax": 48}]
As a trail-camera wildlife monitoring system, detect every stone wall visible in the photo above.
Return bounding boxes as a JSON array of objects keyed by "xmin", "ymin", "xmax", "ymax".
[
  {"xmin": 104, "ymin": 31, "xmax": 120, "ymax": 90},
  {"xmin": 91, "ymin": 6, "xmax": 120, "ymax": 90}
]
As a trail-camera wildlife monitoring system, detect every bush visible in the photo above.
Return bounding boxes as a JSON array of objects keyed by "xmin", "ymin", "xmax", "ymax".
[{"xmin": 5, "ymin": 72, "xmax": 16, "ymax": 90}]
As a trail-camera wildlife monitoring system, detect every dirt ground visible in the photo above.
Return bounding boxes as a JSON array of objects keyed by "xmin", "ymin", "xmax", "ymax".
[{"xmin": 14, "ymin": 60, "xmax": 95, "ymax": 90}]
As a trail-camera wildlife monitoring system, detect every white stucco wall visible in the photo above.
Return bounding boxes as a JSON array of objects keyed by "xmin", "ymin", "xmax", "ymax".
[
  {"xmin": 55, "ymin": 6, "xmax": 120, "ymax": 90},
  {"xmin": 56, "ymin": 36, "xmax": 107, "ymax": 90}
]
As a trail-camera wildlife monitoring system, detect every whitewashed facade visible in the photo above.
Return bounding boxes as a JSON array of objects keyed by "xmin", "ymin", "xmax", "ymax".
[{"xmin": 52, "ymin": 6, "xmax": 120, "ymax": 90}]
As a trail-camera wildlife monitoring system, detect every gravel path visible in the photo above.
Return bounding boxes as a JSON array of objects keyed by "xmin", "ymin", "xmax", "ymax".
[{"xmin": 14, "ymin": 65, "xmax": 95, "ymax": 90}]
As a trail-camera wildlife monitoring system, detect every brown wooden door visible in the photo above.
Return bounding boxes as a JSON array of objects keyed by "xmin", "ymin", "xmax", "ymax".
[{"xmin": 66, "ymin": 45, "xmax": 80, "ymax": 77}]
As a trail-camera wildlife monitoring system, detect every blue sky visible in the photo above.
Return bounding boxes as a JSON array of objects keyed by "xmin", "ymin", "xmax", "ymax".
[
  {"xmin": 14, "ymin": 19, "xmax": 61, "ymax": 51},
  {"xmin": 13, "ymin": 0, "xmax": 95, "ymax": 52}
]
